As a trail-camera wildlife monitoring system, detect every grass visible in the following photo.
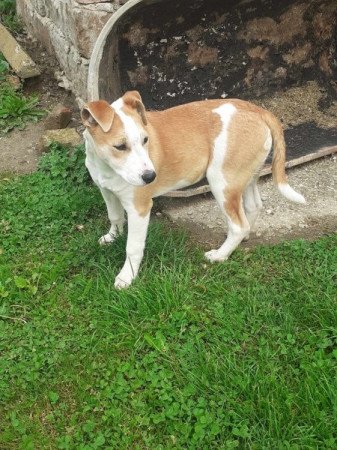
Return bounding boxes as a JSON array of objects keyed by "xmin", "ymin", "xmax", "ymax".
[
  {"xmin": 0, "ymin": 145, "xmax": 337, "ymax": 449},
  {"xmin": 0, "ymin": 0, "xmax": 23, "ymax": 33},
  {"xmin": 0, "ymin": 2, "xmax": 44, "ymax": 134},
  {"xmin": 0, "ymin": 82, "xmax": 44, "ymax": 133},
  {"xmin": 0, "ymin": 54, "xmax": 45, "ymax": 134},
  {"xmin": 0, "ymin": 53, "xmax": 10, "ymax": 82}
]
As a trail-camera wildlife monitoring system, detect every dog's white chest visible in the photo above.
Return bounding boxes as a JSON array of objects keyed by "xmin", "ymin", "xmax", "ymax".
[
  {"xmin": 87, "ymin": 165, "xmax": 113, "ymax": 191},
  {"xmin": 85, "ymin": 156, "xmax": 124, "ymax": 193}
]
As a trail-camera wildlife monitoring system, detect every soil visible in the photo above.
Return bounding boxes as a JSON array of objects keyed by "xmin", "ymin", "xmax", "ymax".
[
  {"xmin": 160, "ymin": 156, "xmax": 337, "ymax": 248},
  {"xmin": 0, "ymin": 34, "xmax": 82, "ymax": 175},
  {"xmin": 119, "ymin": 0, "xmax": 337, "ymax": 111},
  {"xmin": 0, "ymin": 34, "xmax": 336, "ymax": 248}
]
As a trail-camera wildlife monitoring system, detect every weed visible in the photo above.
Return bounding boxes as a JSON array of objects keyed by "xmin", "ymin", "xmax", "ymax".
[
  {"xmin": 0, "ymin": 29, "xmax": 44, "ymax": 134},
  {"xmin": 0, "ymin": 0, "xmax": 23, "ymax": 33},
  {"xmin": 0, "ymin": 53, "xmax": 10, "ymax": 81},
  {"xmin": 0, "ymin": 84, "xmax": 44, "ymax": 133},
  {"xmin": 0, "ymin": 4, "xmax": 44, "ymax": 135},
  {"xmin": 38, "ymin": 142, "xmax": 90, "ymax": 187}
]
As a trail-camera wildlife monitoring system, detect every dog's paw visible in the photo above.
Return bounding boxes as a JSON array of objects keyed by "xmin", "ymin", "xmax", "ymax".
[
  {"xmin": 98, "ymin": 232, "xmax": 116, "ymax": 246},
  {"xmin": 114, "ymin": 275, "xmax": 132, "ymax": 290},
  {"xmin": 204, "ymin": 249, "xmax": 227, "ymax": 263}
]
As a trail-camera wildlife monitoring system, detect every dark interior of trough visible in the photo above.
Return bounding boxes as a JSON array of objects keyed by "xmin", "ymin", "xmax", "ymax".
[{"xmin": 101, "ymin": 0, "xmax": 337, "ymax": 162}]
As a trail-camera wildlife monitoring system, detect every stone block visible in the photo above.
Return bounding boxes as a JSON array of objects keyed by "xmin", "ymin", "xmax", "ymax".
[
  {"xmin": 44, "ymin": 104, "xmax": 72, "ymax": 130},
  {"xmin": 6, "ymin": 75, "xmax": 21, "ymax": 90},
  {"xmin": 16, "ymin": 1, "xmax": 54, "ymax": 53},
  {"xmin": 43, "ymin": 0, "xmax": 77, "ymax": 48},
  {"xmin": 40, "ymin": 128, "xmax": 82, "ymax": 151},
  {"xmin": 27, "ymin": 0, "xmax": 47, "ymax": 17},
  {"xmin": 50, "ymin": 26, "xmax": 89, "ymax": 98},
  {"xmin": 72, "ymin": 6, "xmax": 111, "ymax": 58},
  {"xmin": 0, "ymin": 24, "xmax": 41, "ymax": 78}
]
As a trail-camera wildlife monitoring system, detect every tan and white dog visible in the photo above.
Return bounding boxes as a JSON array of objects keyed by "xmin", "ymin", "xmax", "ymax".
[{"xmin": 81, "ymin": 91, "xmax": 305, "ymax": 289}]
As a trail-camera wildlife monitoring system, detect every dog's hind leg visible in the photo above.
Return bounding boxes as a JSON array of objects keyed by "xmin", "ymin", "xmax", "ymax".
[
  {"xmin": 205, "ymin": 179, "xmax": 250, "ymax": 262},
  {"xmin": 242, "ymin": 178, "xmax": 263, "ymax": 240},
  {"xmin": 99, "ymin": 188, "xmax": 125, "ymax": 245}
]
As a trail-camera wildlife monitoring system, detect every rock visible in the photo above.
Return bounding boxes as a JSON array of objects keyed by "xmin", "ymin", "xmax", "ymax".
[
  {"xmin": 39, "ymin": 128, "xmax": 82, "ymax": 152},
  {"xmin": 5, "ymin": 75, "xmax": 21, "ymax": 90},
  {"xmin": 72, "ymin": 6, "xmax": 111, "ymax": 59},
  {"xmin": 57, "ymin": 75, "xmax": 72, "ymax": 91},
  {"xmin": 0, "ymin": 24, "xmax": 40, "ymax": 78},
  {"xmin": 44, "ymin": 104, "xmax": 72, "ymax": 130}
]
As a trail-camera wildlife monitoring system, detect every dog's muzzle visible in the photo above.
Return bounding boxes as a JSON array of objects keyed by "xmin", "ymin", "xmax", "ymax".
[{"xmin": 141, "ymin": 170, "xmax": 156, "ymax": 184}]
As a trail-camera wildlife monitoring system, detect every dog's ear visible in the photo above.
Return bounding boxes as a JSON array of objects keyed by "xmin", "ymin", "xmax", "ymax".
[
  {"xmin": 81, "ymin": 100, "xmax": 115, "ymax": 133},
  {"xmin": 122, "ymin": 91, "xmax": 147, "ymax": 125}
]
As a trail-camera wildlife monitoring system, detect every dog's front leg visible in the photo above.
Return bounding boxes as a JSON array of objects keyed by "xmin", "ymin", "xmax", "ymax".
[
  {"xmin": 114, "ymin": 207, "xmax": 151, "ymax": 289},
  {"xmin": 99, "ymin": 188, "xmax": 125, "ymax": 245}
]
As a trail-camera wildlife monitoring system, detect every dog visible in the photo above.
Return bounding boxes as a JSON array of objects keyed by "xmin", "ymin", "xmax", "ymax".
[{"xmin": 81, "ymin": 91, "xmax": 305, "ymax": 289}]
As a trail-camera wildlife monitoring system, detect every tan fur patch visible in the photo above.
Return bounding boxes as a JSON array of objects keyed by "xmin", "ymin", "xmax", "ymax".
[
  {"xmin": 87, "ymin": 113, "xmax": 129, "ymax": 160},
  {"xmin": 224, "ymin": 108, "xmax": 269, "ymax": 189}
]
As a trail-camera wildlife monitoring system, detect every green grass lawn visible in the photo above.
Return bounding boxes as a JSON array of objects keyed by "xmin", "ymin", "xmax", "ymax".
[{"xmin": 0, "ymin": 146, "xmax": 336, "ymax": 449}]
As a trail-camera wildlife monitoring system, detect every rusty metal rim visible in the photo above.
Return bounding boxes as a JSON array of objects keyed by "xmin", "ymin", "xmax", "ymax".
[{"xmin": 87, "ymin": 0, "xmax": 158, "ymax": 102}]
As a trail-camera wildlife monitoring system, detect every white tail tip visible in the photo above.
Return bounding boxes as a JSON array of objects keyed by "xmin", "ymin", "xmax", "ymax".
[{"xmin": 278, "ymin": 183, "xmax": 306, "ymax": 204}]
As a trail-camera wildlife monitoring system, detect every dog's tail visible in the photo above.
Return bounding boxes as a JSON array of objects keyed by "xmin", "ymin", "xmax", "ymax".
[{"xmin": 262, "ymin": 111, "xmax": 306, "ymax": 204}]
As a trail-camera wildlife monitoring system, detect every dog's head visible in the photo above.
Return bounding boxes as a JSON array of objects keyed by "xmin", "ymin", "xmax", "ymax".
[{"xmin": 81, "ymin": 91, "xmax": 156, "ymax": 186}]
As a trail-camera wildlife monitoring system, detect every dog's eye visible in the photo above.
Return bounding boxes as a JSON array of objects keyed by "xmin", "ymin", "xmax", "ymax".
[
  {"xmin": 143, "ymin": 136, "xmax": 148, "ymax": 145},
  {"xmin": 114, "ymin": 143, "xmax": 127, "ymax": 151}
]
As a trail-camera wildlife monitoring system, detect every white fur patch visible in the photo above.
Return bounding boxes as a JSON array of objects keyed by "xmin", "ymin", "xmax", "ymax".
[
  {"xmin": 112, "ymin": 98, "xmax": 141, "ymax": 146},
  {"xmin": 264, "ymin": 128, "xmax": 272, "ymax": 151},
  {"xmin": 278, "ymin": 183, "xmax": 306, "ymax": 204},
  {"xmin": 206, "ymin": 103, "xmax": 237, "ymax": 204},
  {"xmin": 111, "ymin": 98, "xmax": 155, "ymax": 185},
  {"xmin": 114, "ymin": 208, "xmax": 151, "ymax": 289},
  {"xmin": 211, "ymin": 103, "xmax": 237, "ymax": 170}
]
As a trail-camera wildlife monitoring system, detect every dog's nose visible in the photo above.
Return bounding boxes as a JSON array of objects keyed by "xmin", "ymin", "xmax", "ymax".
[{"xmin": 141, "ymin": 170, "xmax": 156, "ymax": 184}]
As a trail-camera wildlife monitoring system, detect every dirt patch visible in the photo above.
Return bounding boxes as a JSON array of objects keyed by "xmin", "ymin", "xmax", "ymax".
[
  {"xmin": 0, "ymin": 121, "xmax": 45, "ymax": 174},
  {"xmin": 117, "ymin": 0, "xmax": 337, "ymax": 109},
  {"xmin": 0, "ymin": 33, "xmax": 81, "ymax": 175},
  {"xmin": 160, "ymin": 156, "xmax": 337, "ymax": 249},
  {"xmin": 238, "ymin": 3, "xmax": 308, "ymax": 46},
  {"xmin": 255, "ymin": 80, "xmax": 337, "ymax": 129},
  {"xmin": 187, "ymin": 43, "xmax": 218, "ymax": 67}
]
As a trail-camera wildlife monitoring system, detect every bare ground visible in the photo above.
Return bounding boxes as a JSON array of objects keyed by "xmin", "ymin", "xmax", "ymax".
[
  {"xmin": 160, "ymin": 156, "xmax": 337, "ymax": 248},
  {"xmin": 0, "ymin": 35, "xmax": 80, "ymax": 175}
]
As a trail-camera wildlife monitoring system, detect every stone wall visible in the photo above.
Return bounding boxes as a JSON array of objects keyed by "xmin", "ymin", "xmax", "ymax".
[{"xmin": 16, "ymin": 0, "xmax": 125, "ymax": 100}]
